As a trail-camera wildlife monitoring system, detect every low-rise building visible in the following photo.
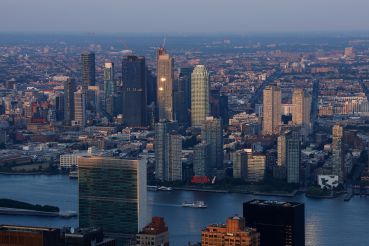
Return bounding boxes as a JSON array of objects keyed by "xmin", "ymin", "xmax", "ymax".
[
  {"xmin": 136, "ymin": 217, "xmax": 169, "ymax": 246},
  {"xmin": 201, "ymin": 216, "xmax": 260, "ymax": 246}
]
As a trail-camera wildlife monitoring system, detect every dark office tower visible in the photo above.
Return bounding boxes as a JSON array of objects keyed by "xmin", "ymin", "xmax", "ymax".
[
  {"xmin": 173, "ymin": 67, "xmax": 192, "ymax": 125},
  {"xmin": 63, "ymin": 78, "xmax": 76, "ymax": 125},
  {"xmin": 201, "ymin": 117, "xmax": 224, "ymax": 170},
  {"xmin": 78, "ymin": 156, "xmax": 148, "ymax": 245},
  {"xmin": 210, "ymin": 89, "xmax": 229, "ymax": 126},
  {"xmin": 173, "ymin": 84, "xmax": 186, "ymax": 125},
  {"xmin": 122, "ymin": 55, "xmax": 147, "ymax": 127},
  {"xmin": 243, "ymin": 199, "xmax": 305, "ymax": 246},
  {"xmin": 55, "ymin": 93, "xmax": 64, "ymax": 121},
  {"xmin": 81, "ymin": 52, "xmax": 96, "ymax": 90}
]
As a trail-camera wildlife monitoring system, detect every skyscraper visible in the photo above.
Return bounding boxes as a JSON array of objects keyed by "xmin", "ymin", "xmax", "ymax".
[
  {"xmin": 122, "ymin": 56, "xmax": 147, "ymax": 127},
  {"xmin": 78, "ymin": 156, "xmax": 147, "ymax": 244},
  {"xmin": 245, "ymin": 150, "xmax": 266, "ymax": 182},
  {"xmin": 173, "ymin": 67, "xmax": 192, "ymax": 126},
  {"xmin": 286, "ymin": 130, "xmax": 301, "ymax": 184},
  {"xmin": 277, "ymin": 134, "xmax": 286, "ymax": 166},
  {"xmin": 201, "ymin": 216, "xmax": 260, "ymax": 246},
  {"xmin": 243, "ymin": 200, "xmax": 305, "ymax": 246},
  {"xmin": 262, "ymin": 85, "xmax": 281, "ymax": 135},
  {"xmin": 292, "ymin": 88, "xmax": 311, "ymax": 136},
  {"xmin": 231, "ymin": 150, "xmax": 247, "ymax": 179},
  {"xmin": 154, "ymin": 121, "xmax": 182, "ymax": 181},
  {"xmin": 81, "ymin": 52, "xmax": 96, "ymax": 90},
  {"xmin": 55, "ymin": 92, "xmax": 64, "ymax": 122},
  {"xmin": 332, "ymin": 124, "xmax": 344, "ymax": 183},
  {"xmin": 193, "ymin": 142, "xmax": 210, "ymax": 176},
  {"xmin": 156, "ymin": 48, "xmax": 174, "ymax": 121},
  {"xmin": 210, "ymin": 88, "xmax": 229, "ymax": 125},
  {"xmin": 63, "ymin": 78, "xmax": 76, "ymax": 125},
  {"xmin": 191, "ymin": 65, "xmax": 210, "ymax": 127},
  {"xmin": 103, "ymin": 62, "xmax": 115, "ymax": 116},
  {"xmin": 73, "ymin": 90, "xmax": 86, "ymax": 127},
  {"xmin": 201, "ymin": 117, "xmax": 223, "ymax": 170}
]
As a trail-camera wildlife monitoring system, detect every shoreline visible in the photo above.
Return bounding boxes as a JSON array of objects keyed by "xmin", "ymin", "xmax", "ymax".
[{"xmin": 0, "ymin": 172, "xmax": 59, "ymax": 175}]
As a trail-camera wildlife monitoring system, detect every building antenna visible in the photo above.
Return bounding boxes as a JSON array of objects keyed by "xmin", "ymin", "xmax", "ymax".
[{"xmin": 162, "ymin": 35, "xmax": 167, "ymax": 49}]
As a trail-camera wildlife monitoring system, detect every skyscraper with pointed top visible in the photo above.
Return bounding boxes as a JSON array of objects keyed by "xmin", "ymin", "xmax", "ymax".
[{"xmin": 156, "ymin": 48, "xmax": 174, "ymax": 121}]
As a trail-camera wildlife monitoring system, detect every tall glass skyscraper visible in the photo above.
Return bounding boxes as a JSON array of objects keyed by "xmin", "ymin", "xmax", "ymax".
[
  {"xmin": 156, "ymin": 48, "xmax": 174, "ymax": 121},
  {"xmin": 78, "ymin": 156, "xmax": 148, "ymax": 245},
  {"xmin": 191, "ymin": 65, "xmax": 210, "ymax": 127},
  {"xmin": 122, "ymin": 55, "xmax": 147, "ymax": 127},
  {"xmin": 81, "ymin": 52, "xmax": 96, "ymax": 90}
]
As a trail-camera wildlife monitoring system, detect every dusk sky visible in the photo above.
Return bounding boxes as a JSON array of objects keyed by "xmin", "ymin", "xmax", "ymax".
[{"xmin": 1, "ymin": 0, "xmax": 368, "ymax": 33}]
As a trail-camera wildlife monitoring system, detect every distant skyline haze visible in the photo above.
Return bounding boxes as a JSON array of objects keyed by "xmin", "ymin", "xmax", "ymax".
[{"xmin": 1, "ymin": 0, "xmax": 369, "ymax": 33}]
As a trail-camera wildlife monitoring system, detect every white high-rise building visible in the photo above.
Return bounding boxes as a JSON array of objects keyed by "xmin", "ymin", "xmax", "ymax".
[
  {"xmin": 191, "ymin": 65, "xmax": 210, "ymax": 127},
  {"xmin": 73, "ymin": 90, "xmax": 86, "ymax": 127},
  {"xmin": 262, "ymin": 85, "xmax": 281, "ymax": 135}
]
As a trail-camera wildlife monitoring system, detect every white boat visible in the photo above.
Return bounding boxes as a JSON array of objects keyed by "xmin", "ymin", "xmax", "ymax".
[
  {"xmin": 69, "ymin": 171, "xmax": 78, "ymax": 179},
  {"xmin": 147, "ymin": 185, "xmax": 158, "ymax": 191},
  {"xmin": 158, "ymin": 186, "xmax": 173, "ymax": 191},
  {"xmin": 182, "ymin": 201, "xmax": 207, "ymax": 208}
]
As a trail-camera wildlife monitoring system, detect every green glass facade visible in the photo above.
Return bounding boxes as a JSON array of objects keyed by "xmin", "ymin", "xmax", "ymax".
[{"xmin": 78, "ymin": 156, "xmax": 147, "ymax": 244}]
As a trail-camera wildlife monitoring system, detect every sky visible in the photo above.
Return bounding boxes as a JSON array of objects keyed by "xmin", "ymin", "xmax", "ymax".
[{"xmin": 1, "ymin": 0, "xmax": 369, "ymax": 33}]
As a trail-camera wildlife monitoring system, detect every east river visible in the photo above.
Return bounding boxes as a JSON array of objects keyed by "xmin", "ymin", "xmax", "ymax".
[{"xmin": 0, "ymin": 175, "xmax": 368, "ymax": 245}]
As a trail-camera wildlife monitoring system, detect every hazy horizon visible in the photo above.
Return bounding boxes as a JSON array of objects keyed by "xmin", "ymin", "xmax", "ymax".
[{"xmin": 2, "ymin": 0, "xmax": 369, "ymax": 33}]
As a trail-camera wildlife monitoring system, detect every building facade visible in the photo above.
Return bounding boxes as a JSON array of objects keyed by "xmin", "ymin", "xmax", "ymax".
[
  {"xmin": 103, "ymin": 62, "xmax": 115, "ymax": 116},
  {"xmin": 63, "ymin": 78, "xmax": 76, "ymax": 125},
  {"xmin": 292, "ymin": 88, "xmax": 312, "ymax": 137},
  {"xmin": 201, "ymin": 216, "xmax": 260, "ymax": 246},
  {"xmin": 332, "ymin": 124, "xmax": 344, "ymax": 183},
  {"xmin": 73, "ymin": 90, "xmax": 86, "ymax": 127},
  {"xmin": 243, "ymin": 200, "xmax": 305, "ymax": 246},
  {"xmin": 122, "ymin": 56, "xmax": 147, "ymax": 127},
  {"xmin": 191, "ymin": 65, "xmax": 210, "ymax": 126},
  {"xmin": 201, "ymin": 117, "xmax": 223, "ymax": 170},
  {"xmin": 262, "ymin": 85, "xmax": 281, "ymax": 135},
  {"xmin": 154, "ymin": 121, "xmax": 182, "ymax": 181},
  {"xmin": 136, "ymin": 217, "xmax": 169, "ymax": 246},
  {"xmin": 156, "ymin": 48, "xmax": 174, "ymax": 121},
  {"xmin": 81, "ymin": 52, "xmax": 96, "ymax": 90},
  {"xmin": 286, "ymin": 130, "xmax": 301, "ymax": 184},
  {"xmin": 231, "ymin": 150, "xmax": 247, "ymax": 179},
  {"xmin": 78, "ymin": 156, "xmax": 147, "ymax": 245},
  {"xmin": 193, "ymin": 142, "xmax": 210, "ymax": 176}
]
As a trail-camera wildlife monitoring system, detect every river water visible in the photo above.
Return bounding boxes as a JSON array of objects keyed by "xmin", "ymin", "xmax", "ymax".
[{"xmin": 0, "ymin": 175, "xmax": 368, "ymax": 246}]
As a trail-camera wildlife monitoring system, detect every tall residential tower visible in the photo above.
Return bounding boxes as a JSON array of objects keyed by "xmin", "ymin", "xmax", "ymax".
[
  {"xmin": 262, "ymin": 85, "xmax": 281, "ymax": 135},
  {"xmin": 191, "ymin": 65, "xmax": 210, "ymax": 127}
]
